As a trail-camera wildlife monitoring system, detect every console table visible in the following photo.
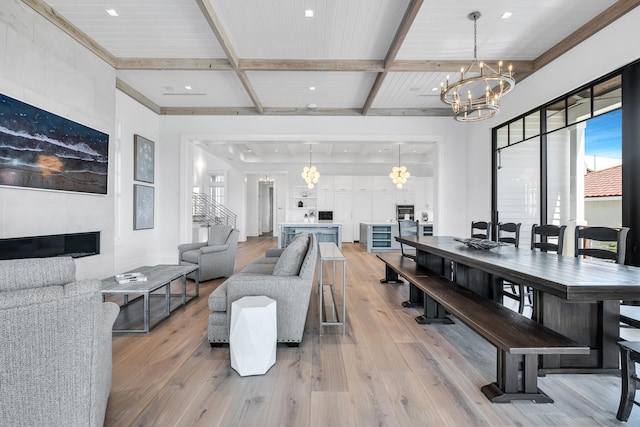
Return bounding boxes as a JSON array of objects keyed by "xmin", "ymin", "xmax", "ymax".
[{"xmin": 318, "ymin": 242, "xmax": 347, "ymax": 335}]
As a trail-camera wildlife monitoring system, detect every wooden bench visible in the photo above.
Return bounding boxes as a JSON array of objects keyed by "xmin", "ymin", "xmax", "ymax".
[{"xmin": 377, "ymin": 253, "xmax": 590, "ymax": 403}]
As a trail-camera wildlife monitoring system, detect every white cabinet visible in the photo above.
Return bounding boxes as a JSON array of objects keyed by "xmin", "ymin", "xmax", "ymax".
[
  {"xmin": 316, "ymin": 176, "xmax": 334, "ymax": 210},
  {"xmin": 333, "ymin": 176, "xmax": 353, "ymax": 192},
  {"xmin": 352, "ymin": 191, "xmax": 372, "ymax": 241},
  {"xmin": 372, "ymin": 191, "xmax": 396, "ymax": 222},
  {"xmin": 352, "ymin": 176, "xmax": 372, "ymax": 192},
  {"xmin": 317, "ymin": 188, "xmax": 333, "ymax": 210},
  {"xmin": 372, "ymin": 176, "xmax": 395, "ymax": 192},
  {"xmin": 334, "ymin": 192, "xmax": 354, "ymax": 242},
  {"xmin": 317, "ymin": 176, "xmax": 334, "ymax": 192},
  {"xmin": 395, "ymin": 190, "xmax": 415, "ymax": 205}
]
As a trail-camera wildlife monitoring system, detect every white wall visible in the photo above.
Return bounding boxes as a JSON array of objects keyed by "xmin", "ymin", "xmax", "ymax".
[
  {"xmin": 0, "ymin": 0, "xmax": 116, "ymax": 279},
  {"xmin": 463, "ymin": 7, "xmax": 640, "ymax": 230},
  {"xmin": 113, "ymin": 90, "xmax": 161, "ymax": 272},
  {"xmin": 159, "ymin": 115, "xmax": 469, "ymax": 256},
  {"xmin": 3, "ymin": 0, "xmax": 638, "ymax": 277}
]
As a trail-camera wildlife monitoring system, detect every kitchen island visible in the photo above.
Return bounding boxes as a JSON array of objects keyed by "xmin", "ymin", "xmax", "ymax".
[
  {"xmin": 359, "ymin": 222, "xmax": 433, "ymax": 252},
  {"xmin": 277, "ymin": 223, "xmax": 342, "ymax": 249}
]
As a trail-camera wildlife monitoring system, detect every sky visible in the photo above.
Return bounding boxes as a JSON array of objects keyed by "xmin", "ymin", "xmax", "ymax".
[{"xmin": 584, "ymin": 109, "xmax": 621, "ymax": 159}]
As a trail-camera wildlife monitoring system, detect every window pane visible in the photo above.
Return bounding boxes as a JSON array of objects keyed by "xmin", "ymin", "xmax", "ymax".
[
  {"xmin": 497, "ymin": 138, "xmax": 540, "ymax": 249},
  {"xmin": 584, "ymin": 110, "xmax": 622, "ymax": 227},
  {"xmin": 524, "ymin": 111, "xmax": 540, "ymax": 139},
  {"xmin": 497, "ymin": 126, "xmax": 509, "ymax": 149},
  {"xmin": 546, "ymin": 100, "xmax": 566, "ymax": 132},
  {"xmin": 510, "ymin": 119, "xmax": 524, "ymax": 145},
  {"xmin": 593, "ymin": 75, "xmax": 621, "ymax": 117},
  {"xmin": 568, "ymin": 88, "xmax": 591, "ymax": 125},
  {"xmin": 547, "ymin": 126, "xmax": 577, "ymax": 226}
]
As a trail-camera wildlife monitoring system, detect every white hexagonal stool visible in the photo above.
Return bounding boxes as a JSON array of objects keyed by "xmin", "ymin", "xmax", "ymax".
[{"xmin": 230, "ymin": 295, "xmax": 277, "ymax": 376}]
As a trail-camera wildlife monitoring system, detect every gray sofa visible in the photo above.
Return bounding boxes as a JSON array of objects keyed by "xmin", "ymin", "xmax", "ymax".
[
  {"xmin": 208, "ymin": 233, "xmax": 318, "ymax": 345},
  {"xmin": 0, "ymin": 257, "xmax": 119, "ymax": 427},
  {"xmin": 178, "ymin": 224, "xmax": 240, "ymax": 282}
]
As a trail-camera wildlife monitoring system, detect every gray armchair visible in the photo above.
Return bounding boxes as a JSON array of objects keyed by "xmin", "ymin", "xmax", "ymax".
[
  {"xmin": 178, "ymin": 225, "xmax": 240, "ymax": 282},
  {"xmin": 208, "ymin": 233, "xmax": 318, "ymax": 345},
  {"xmin": 0, "ymin": 257, "xmax": 119, "ymax": 427}
]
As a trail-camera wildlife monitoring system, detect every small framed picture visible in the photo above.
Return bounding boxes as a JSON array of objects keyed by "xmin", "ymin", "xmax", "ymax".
[
  {"xmin": 134, "ymin": 134, "xmax": 154, "ymax": 183},
  {"xmin": 134, "ymin": 184, "xmax": 154, "ymax": 230}
]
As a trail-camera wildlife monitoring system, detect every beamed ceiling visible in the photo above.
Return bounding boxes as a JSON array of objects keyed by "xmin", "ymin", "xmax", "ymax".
[
  {"xmin": 23, "ymin": 0, "xmax": 639, "ymax": 117},
  {"xmin": 19, "ymin": 0, "xmax": 640, "ymax": 170}
]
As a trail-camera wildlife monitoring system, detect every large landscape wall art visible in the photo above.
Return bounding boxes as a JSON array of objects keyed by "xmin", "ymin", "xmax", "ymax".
[{"xmin": 0, "ymin": 93, "xmax": 109, "ymax": 195}]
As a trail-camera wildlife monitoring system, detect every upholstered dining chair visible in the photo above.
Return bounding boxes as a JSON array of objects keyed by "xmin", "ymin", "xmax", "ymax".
[
  {"xmin": 471, "ymin": 221, "xmax": 493, "ymax": 240},
  {"xmin": 398, "ymin": 219, "xmax": 420, "ymax": 261}
]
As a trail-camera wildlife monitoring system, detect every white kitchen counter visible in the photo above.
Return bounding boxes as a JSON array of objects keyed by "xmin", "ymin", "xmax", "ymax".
[{"xmin": 277, "ymin": 223, "xmax": 342, "ymax": 249}]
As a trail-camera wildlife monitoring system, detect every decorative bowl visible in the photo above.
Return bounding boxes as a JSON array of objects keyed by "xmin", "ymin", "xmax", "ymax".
[{"xmin": 454, "ymin": 237, "xmax": 507, "ymax": 250}]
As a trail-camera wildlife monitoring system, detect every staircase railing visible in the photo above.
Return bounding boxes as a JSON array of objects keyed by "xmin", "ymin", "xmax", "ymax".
[{"xmin": 192, "ymin": 193, "xmax": 237, "ymax": 229}]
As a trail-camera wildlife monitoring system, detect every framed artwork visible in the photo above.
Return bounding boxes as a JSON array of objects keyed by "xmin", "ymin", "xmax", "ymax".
[
  {"xmin": 134, "ymin": 134, "xmax": 154, "ymax": 183},
  {"xmin": 133, "ymin": 184, "xmax": 154, "ymax": 230},
  {"xmin": 0, "ymin": 93, "xmax": 109, "ymax": 194}
]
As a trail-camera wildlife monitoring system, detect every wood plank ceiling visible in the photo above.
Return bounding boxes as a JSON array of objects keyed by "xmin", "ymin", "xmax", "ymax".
[{"xmin": 22, "ymin": 0, "xmax": 639, "ymax": 118}]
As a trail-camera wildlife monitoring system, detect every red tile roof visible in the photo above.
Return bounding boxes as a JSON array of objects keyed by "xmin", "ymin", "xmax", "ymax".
[{"xmin": 584, "ymin": 164, "xmax": 621, "ymax": 198}]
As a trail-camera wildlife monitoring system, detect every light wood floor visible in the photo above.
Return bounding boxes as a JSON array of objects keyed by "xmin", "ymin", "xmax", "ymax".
[{"xmin": 105, "ymin": 237, "xmax": 639, "ymax": 426}]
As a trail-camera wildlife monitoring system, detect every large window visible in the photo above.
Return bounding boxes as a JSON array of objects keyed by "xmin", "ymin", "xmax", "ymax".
[{"xmin": 493, "ymin": 71, "xmax": 623, "ymax": 252}]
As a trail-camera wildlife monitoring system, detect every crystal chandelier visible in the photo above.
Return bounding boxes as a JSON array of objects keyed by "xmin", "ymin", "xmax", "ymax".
[
  {"xmin": 389, "ymin": 145, "xmax": 410, "ymax": 189},
  {"xmin": 301, "ymin": 145, "xmax": 320, "ymax": 189},
  {"xmin": 440, "ymin": 11, "xmax": 515, "ymax": 122},
  {"xmin": 258, "ymin": 174, "xmax": 273, "ymax": 183}
]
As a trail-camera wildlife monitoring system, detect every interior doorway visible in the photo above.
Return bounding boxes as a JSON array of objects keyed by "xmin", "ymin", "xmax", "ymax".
[{"xmin": 258, "ymin": 181, "xmax": 274, "ymax": 235}]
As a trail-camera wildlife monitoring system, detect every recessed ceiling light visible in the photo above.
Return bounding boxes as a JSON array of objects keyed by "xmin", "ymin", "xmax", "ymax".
[
  {"xmin": 185, "ymin": 85, "xmax": 192, "ymax": 90},
  {"xmin": 306, "ymin": 103, "xmax": 317, "ymax": 109},
  {"xmin": 305, "ymin": 9, "xmax": 314, "ymax": 18},
  {"xmin": 309, "ymin": 86, "xmax": 316, "ymax": 91},
  {"xmin": 105, "ymin": 9, "xmax": 118, "ymax": 17},
  {"xmin": 431, "ymin": 87, "xmax": 438, "ymax": 92},
  {"xmin": 344, "ymin": 149, "xmax": 348, "ymax": 153},
  {"xmin": 501, "ymin": 11, "xmax": 512, "ymax": 19}
]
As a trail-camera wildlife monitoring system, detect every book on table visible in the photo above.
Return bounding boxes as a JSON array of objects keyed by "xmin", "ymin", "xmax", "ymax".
[{"xmin": 115, "ymin": 272, "xmax": 147, "ymax": 284}]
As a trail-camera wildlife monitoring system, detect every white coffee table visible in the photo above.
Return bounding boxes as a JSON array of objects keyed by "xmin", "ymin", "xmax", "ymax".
[{"xmin": 230, "ymin": 296, "xmax": 277, "ymax": 376}]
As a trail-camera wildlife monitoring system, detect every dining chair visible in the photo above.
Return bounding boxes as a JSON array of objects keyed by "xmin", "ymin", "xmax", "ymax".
[
  {"xmin": 497, "ymin": 223, "xmax": 528, "ymax": 313},
  {"xmin": 526, "ymin": 224, "xmax": 567, "ymax": 317},
  {"xmin": 471, "ymin": 221, "xmax": 492, "ymax": 240},
  {"xmin": 531, "ymin": 224, "xmax": 566, "ymax": 254},
  {"xmin": 398, "ymin": 219, "xmax": 420, "ymax": 261},
  {"xmin": 574, "ymin": 225, "xmax": 629, "ymax": 264}
]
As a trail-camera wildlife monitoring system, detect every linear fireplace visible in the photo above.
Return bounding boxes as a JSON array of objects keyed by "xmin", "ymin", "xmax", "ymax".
[{"xmin": 0, "ymin": 232, "xmax": 100, "ymax": 260}]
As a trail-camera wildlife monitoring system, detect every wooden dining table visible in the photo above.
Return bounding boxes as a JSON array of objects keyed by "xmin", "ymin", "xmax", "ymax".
[{"xmin": 396, "ymin": 235, "xmax": 640, "ymax": 373}]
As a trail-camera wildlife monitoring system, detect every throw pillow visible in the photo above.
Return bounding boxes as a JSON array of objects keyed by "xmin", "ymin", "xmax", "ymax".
[{"xmin": 272, "ymin": 233, "xmax": 309, "ymax": 276}]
